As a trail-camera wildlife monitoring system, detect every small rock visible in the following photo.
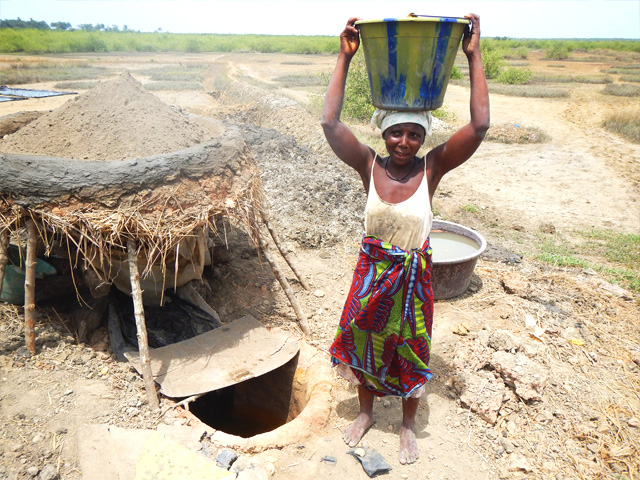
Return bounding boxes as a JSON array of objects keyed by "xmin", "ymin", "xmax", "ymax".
[
  {"xmin": 382, "ymin": 399, "xmax": 391, "ymax": 408},
  {"xmin": 453, "ymin": 323, "xmax": 470, "ymax": 336},
  {"xmin": 354, "ymin": 447, "xmax": 366, "ymax": 457},
  {"xmin": 126, "ymin": 407, "xmax": 139, "ymax": 416},
  {"xmin": 216, "ymin": 449, "xmax": 238, "ymax": 469},
  {"xmin": 507, "ymin": 453, "xmax": 532, "ymax": 472},
  {"xmin": 314, "ymin": 289, "xmax": 325, "ymax": 298},
  {"xmin": 26, "ymin": 466, "xmax": 39, "ymax": 477},
  {"xmin": 501, "ymin": 438, "xmax": 515, "ymax": 454},
  {"xmin": 535, "ymin": 409, "xmax": 554, "ymax": 424},
  {"xmin": 627, "ymin": 417, "xmax": 640, "ymax": 428},
  {"xmin": 320, "ymin": 456, "xmax": 337, "ymax": 466},
  {"xmin": 39, "ymin": 464, "xmax": 59, "ymax": 480}
]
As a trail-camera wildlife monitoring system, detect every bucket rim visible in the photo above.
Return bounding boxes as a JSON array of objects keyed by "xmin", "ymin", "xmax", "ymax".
[
  {"xmin": 355, "ymin": 16, "xmax": 470, "ymax": 27},
  {"xmin": 430, "ymin": 219, "xmax": 487, "ymax": 265}
]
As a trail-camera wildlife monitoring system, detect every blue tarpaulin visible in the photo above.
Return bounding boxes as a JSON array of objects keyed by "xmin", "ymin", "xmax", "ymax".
[
  {"xmin": 0, "ymin": 86, "xmax": 75, "ymax": 101},
  {"xmin": 0, "ymin": 95, "xmax": 25, "ymax": 102}
]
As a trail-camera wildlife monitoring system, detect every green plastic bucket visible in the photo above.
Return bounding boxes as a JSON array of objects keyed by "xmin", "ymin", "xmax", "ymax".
[
  {"xmin": 0, "ymin": 244, "xmax": 57, "ymax": 305},
  {"xmin": 356, "ymin": 16, "xmax": 470, "ymax": 111}
]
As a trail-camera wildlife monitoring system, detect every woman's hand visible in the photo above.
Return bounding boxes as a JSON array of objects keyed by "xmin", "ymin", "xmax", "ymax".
[
  {"xmin": 462, "ymin": 14, "xmax": 481, "ymax": 57},
  {"xmin": 340, "ymin": 17, "xmax": 361, "ymax": 57}
]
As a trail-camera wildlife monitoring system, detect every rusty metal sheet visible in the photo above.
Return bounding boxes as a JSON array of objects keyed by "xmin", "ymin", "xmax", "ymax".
[{"xmin": 125, "ymin": 315, "xmax": 299, "ymax": 398}]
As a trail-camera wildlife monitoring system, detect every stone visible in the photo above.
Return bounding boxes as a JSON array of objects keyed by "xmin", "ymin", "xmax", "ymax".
[
  {"xmin": 507, "ymin": 453, "xmax": 532, "ymax": 472},
  {"xmin": 455, "ymin": 371, "xmax": 505, "ymax": 425},
  {"xmin": 491, "ymin": 351, "xmax": 548, "ymax": 401},
  {"xmin": 38, "ymin": 464, "xmax": 59, "ymax": 480},
  {"xmin": 501, "ymin": 438, "xmax": 515, "ymax": 454},
  {"xmin": 485, "ymin": 330, "xmax": 522, "ymax": 353},
  {"xmin": 500, "ymin": 272, "xmax": 529, "ymax": 296},
  {"xmin": 452, "ymin": 340, "xmax": 492, "ymax": 372},
  {"xmin": 216, "ymin": 449, "xmax": 238, "ymax": 469}
]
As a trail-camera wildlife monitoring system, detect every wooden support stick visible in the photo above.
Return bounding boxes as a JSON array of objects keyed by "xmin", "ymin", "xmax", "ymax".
[
  {"xmin": 127, "ymin": 238, "xmax": 160, "ymax": 411},
  {"xmin": 24, "ymin": 219, "xmax": 37, "ymax": 355},
  {"xmin": 0, "ymin": 229, "xmax": 8, "ymax": 299},
  {"xmin": 260, "ymin": 236, "xmax": 310, "ymax": 336},
  {"xmin": 261, "ymin": 212, "xmax": 310, "ymax": 291}
]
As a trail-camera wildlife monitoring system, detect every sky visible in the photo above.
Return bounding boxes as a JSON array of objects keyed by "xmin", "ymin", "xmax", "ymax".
[{"xmin": 0, "ymin": 0, "xmax": 639, "ymax": 39}]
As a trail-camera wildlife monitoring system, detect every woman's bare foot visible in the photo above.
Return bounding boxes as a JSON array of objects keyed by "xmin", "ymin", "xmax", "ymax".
[
  {"xmin": 399, "ymin": 396, "xmax": 420, "ymax": 464},
  {"xmin": 343, "ymin": 411, "xmax": 374, "ymax": 447},
  {"xmin": 399, "ymin": 425, "xmax": 419, "ymax": 464}
]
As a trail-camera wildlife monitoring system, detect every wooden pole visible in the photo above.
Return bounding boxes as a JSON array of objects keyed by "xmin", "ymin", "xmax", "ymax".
[
  {"xmin": 126, "ymin": 238, "xmax": 160, "ymax": 410},
  {"xmin": 261, "ymin": 212, "xmax": 310, "ymax": 291},
  {"xmin": 24, "ymin": 219, "xmax": 37, "ymax": 355},
  {"xmin": 0, "ymin": 229, "xmax": 8, "ymax": 299},
  {"xmin": 260, "ymin": 235, "xmax": 310, "ymax": 336}
]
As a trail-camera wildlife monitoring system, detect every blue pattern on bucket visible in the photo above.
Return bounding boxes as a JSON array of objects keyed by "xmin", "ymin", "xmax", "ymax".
[
  {"xmin": 422, "ymin": 21, "xmax": 453, "ymax": 108},
  {"xmin": 380, "ymin": 21, "xmax": 406, "ymax": 109}
]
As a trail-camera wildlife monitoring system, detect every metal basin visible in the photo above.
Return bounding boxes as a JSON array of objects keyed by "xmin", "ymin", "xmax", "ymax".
[{"xmin": 430, "ymin": 220, "xmax": 486, "ymax": 300}]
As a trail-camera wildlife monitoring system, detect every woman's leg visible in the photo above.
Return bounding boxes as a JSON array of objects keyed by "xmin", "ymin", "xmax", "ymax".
[
  {"xmin": 399, "ymin": 397, "xmax": 420, "ymax": 464},
  {"xmin": 343, "ymin": 384, "xmax": 375, "ymax": 447}
]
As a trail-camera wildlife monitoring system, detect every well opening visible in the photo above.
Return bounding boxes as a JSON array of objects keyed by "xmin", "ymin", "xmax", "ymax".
[{"xmin": 188, "ymin": 352, "xmax": 304, "ymax": 438}]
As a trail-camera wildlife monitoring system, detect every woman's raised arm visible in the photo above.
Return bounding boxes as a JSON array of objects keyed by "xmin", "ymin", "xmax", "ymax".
[
  {"xmin": 427, "ymin": 13, "xmax": 490, "ymax": 189},
  {"xmin": 321, "ymin": 17, "xmax": 373, "ymax": 178}
]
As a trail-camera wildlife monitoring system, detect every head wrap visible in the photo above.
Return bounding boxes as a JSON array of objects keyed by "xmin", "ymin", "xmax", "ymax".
[{"xmin": 370, "ymin": 109, "xmax": 433, "ymax": 136}]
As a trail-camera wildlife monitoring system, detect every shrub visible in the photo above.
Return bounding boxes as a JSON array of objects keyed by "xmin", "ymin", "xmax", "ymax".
[
  {"xmin": 544, "ymin": 43, "xmax": 570, "ymax": 60},
  {"xmin": 481, "ymin": 48, "xmax": 505, "ymax": 79},
  {"xmin": 602, "ymin": 108, "xmax": 640, "ymax": 143},
  {"xmin": 342, "ymin": 51, "xmax": 375, "ymax": 122},
  {"xmin": 450, "ymin": 65, "xmax": 463, "ymax": 80},
  {"xmin": 497, "ymin": 67, "xmax": 532, "ymax": 85},
  {"xmin": 620, "ymin": 75, "xmax": 640, "ymax": 83},
  {"xmin": 601, "ymin": 83, "xmax": 640, "ymax": 97},
  {"xmin": 488, "ymin": 84, "xmax": 570, "ymax": 98}
]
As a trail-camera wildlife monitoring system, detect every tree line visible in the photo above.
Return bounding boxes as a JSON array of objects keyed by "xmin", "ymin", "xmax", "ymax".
[{"xmin": 0, "ymin": 18, "xmax": 134, "ymax": 32}]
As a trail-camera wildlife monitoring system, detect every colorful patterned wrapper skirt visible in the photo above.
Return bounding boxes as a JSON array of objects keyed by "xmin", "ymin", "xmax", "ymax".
[{"xmin": 329, "ymin": 235, "xmax": 434, "ymax": 398}]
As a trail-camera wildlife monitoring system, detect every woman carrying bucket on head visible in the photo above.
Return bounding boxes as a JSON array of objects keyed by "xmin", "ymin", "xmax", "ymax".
[{"xmin": 322, "ymin": 14, "xmax": 489, "ymax": 464}]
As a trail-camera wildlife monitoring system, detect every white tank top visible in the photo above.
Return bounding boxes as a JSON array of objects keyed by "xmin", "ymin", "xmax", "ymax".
[{"xmin": 364, "ymin": 155, "xmax": 433, "ymax": 251}]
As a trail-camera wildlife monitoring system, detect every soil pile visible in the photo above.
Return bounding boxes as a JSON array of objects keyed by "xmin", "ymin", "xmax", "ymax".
[{"xmin": 0, "ymin": 72, "xmax": 208, "ymax": 161}]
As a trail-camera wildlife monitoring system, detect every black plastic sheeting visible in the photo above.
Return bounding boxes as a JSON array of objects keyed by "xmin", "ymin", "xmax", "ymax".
[{"xmin": 0, "ymin": 86, "xmax": 75, "ymax": 101}]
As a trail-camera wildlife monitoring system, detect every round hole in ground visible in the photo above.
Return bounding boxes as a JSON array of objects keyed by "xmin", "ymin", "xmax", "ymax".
[{"xmin": 188, "ymin": 352, "xmax": 305, "ymax": 438}]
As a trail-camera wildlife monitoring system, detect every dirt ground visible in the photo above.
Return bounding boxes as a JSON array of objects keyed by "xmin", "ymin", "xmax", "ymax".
[{"xmin": 0, "ymin": 49, "xmax": 639, "ymax": 480}]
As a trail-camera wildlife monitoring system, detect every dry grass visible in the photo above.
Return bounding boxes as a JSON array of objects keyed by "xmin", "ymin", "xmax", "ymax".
[
  {"xmin": 603, "ymin": 108, "xmax": 640, "ymax": 144},
  {"xmin": 488, "ymin": 83, "xmax": 570, "ymax": 98},
  {"xmin": 486, "ymin": 123, "xmax": 551, "ymax": 144},
  {"xmin": 601, "ymin": 83, "xmax": 640, "ymax": 97},
  {"xmin": 0, "ymin": 171, "xmax": 265, "ymax": 294}
]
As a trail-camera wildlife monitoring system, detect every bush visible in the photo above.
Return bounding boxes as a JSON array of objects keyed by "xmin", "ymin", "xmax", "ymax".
[
  {"xmin": 342, "ymin": 52, "xmax": 375, "ymax": 122},
  {"xmin": 601, "ymin": 83, "xmax": 640, "ymax": 97},
  {"xmin": 450, "ymin": 65, "xmax": 463, "ymax": 80},
  {"xmin": 602, "ymin": 108, "xmax": 640, "ymax": 143},
  {"xmin": 497, "ymin": 67, "xmax": 532, "ymax": 85},
  {"xmin": 481, "ymin": 48, "xmax": 505, "ymax": 79},
  {"xmin": 488, "ymin": 84, "xmax": 570, "ymax": 98},
  {"xmin": 544, "ymin": 43, "xmax": 570, "ymax": 60}
]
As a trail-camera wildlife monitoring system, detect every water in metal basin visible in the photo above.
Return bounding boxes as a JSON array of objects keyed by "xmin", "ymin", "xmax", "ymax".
[{"xmin": 430, "ymin": 230, "xmax": 479, "ymax": 262}]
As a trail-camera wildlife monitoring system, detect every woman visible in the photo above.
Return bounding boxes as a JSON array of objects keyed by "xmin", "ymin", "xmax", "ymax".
[{"xmin": 321, "ymin": 14, "xmax": 489, "ymax": 465}]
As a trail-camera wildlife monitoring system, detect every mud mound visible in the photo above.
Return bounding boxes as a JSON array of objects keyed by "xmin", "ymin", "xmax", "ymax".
[{"xmin": 0, "ymin": 72, "xmax": 208, "ymax": 161}]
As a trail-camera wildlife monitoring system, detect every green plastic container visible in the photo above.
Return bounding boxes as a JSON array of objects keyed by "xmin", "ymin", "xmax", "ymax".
[
  {"xmin": 356, "ymin": 16, "xmax": 470, "ymax": 111},
  {"xmin": 0, "ymin": 244, "xmax": 57, "ymax": 305}
]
